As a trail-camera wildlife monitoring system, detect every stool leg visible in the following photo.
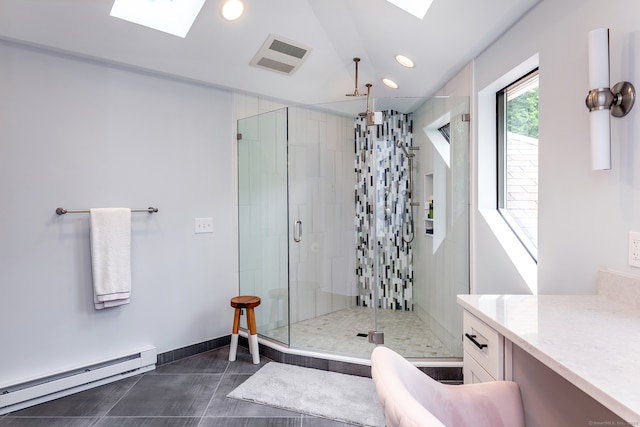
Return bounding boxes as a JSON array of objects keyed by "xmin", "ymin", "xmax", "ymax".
[
  {"xmin": 229, "ymin": 308, "xmax": 241, "ymax": 362},
  {"xmin": 245, "ymin": 308, "xmax": 254, "ymax": 358},
  {"xmin": 247, "ymin": 331, "xmax": 254, "ymax": 357},
  {"xmin": 247, "ymin": 307, "xmax": 260, "ymax": 364},
  {"xmin": 249, "ymin": 335, "xmax": 259, "ymax": 364}
]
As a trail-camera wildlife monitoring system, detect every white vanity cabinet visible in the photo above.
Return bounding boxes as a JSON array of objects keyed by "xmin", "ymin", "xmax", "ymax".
[
  {"xmin": 457, "ymin": 294, "xmax": 637, "ymax": 427},
  {"xmin": 462, "ymin": 310, "xmax": 504, "ymax": 383}
]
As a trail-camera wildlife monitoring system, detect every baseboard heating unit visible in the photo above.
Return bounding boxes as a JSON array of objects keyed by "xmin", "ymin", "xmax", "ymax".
[{"xmin": 0, "ymin": 346, "xmax": 156, "ymax": 415}]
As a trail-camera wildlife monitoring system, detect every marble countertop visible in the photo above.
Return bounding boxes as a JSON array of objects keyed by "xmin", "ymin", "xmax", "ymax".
[{"xmin": 457, "ymin": 294, "xmax": 640, "ymax": 424}]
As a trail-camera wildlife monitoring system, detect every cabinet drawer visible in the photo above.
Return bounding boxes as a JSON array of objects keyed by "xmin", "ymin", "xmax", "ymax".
[
  {"xmin": 463, "ymin": 351, "xmax": 494, "ymax": 384},
  {"xmin": 463, "ymin": 311, "xmax": 503, "ymax": 379}
]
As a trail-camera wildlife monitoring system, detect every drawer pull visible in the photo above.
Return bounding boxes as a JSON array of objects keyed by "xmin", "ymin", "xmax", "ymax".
[{"xmin": 465, "ymin": 333, "xmax": 488, "ymax": 349}]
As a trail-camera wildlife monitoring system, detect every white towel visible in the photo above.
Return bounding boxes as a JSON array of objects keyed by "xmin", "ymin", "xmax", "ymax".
[{"xmin": 90, "ymin": 208, "xmax": 132, "ymax": 310}]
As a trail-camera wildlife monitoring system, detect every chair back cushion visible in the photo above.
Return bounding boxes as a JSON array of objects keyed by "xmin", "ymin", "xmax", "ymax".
[{"xmin": 371, "ymin": 346, "xmax": 525, "ymax": 427}]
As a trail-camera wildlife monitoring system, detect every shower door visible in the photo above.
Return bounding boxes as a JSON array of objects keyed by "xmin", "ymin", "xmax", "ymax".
[
  {"xmin": 355, "ymin": 110, "xmax": 416, "ymax": 352},
  {"xmin": 237, "ymin": 108, "xmax": 289, "ymax": 345},
  {"xmin": 416, "ymin": 96, "xmax": 470, "ymax": 358},
  {"xmin": 286, "ymin": 106, "xmax": 356, "ymax": 352},
  {"xmin": 356, "ymin": 97, "xmax": 470, "ymax": 358},
  {"xmin": 238, "ymin": 105, "xmax": 356, "ymax": 352}
]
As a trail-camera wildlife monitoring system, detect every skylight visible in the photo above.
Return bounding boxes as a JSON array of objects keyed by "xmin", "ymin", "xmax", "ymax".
[
  {"xmin": 110, "ymin": 0, "xmax": 206, "ymax": 38},
  {"xmin": 386, "ymin": 0, "xmax": 434, "ymax": 19}
]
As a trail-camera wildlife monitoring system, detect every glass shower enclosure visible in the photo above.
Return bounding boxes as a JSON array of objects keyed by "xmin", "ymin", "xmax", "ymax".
[{"xmin": 237, "ymin": 96, "xmax": 469, "ymax": 360}]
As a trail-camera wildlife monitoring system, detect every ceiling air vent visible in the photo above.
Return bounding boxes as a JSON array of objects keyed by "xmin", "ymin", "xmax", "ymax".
[{"xmin": 250, "ymin": 34, "xmax": 312, "ymax": 76}]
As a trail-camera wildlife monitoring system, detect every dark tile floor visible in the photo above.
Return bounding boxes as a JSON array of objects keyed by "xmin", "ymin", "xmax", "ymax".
[{"xmin": 0, "ymin": 347, "xmax": 356, "ymax": 426}]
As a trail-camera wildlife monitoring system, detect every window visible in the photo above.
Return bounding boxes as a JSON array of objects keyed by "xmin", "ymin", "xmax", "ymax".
[
  {"xmin": 437, "ymin": 122, "xmax": 450, "ymax": 143},
  {"xmin": 497, "ymin": 69, "xmax": 539, "ymax": 260}
]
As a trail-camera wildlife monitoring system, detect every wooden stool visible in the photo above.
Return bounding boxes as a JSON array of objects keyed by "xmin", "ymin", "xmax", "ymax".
[{"xmin": 229, "ymin": 295, "xmax": 261, "ymax": 364}]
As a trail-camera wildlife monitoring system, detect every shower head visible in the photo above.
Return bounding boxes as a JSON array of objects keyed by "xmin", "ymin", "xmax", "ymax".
[
  {"xmin": 397, "ymin": 140, "xmax": 410, "ymax": 157},
  {"xmin": 397, "ymin": 140, "xmax": 415, "ymax": 205},
  {"xmin": 358, "ymin": 84, "xmax": 378, "ymax": 126}
]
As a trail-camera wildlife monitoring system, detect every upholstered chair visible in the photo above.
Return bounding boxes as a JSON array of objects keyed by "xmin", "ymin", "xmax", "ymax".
[{"xmin": 371, "ymin": 346, "xmax": 525, "ymax": 427}]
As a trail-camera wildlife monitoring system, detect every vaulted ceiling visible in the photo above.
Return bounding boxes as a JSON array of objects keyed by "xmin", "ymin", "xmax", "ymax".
[{"xmin": 0, "ymin": 0, "xmax": 539, "ymax": 111}]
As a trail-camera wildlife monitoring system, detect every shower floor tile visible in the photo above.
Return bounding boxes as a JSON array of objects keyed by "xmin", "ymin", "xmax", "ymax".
[{"xmin": 262, "ymin": 307, "xmax": 452, "ymax": 359}]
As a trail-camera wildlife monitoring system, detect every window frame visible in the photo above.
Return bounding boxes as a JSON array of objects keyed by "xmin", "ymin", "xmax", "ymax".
[{"xmin": 496, "ymin": 68, "xmax": 539, "ymax": 261}]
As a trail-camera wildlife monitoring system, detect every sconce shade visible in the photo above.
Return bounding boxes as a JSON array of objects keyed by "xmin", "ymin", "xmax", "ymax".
[
  {"xmin": 588, "ymin": 28, "xmax": 609, "ymax": 89},
  {"xmin": 590, "ymin": 109, "xmax": 611, "ymax": 170},
  {"xmin": 587, "ymin": 28, "xmax": 612, "ymax": 170}
]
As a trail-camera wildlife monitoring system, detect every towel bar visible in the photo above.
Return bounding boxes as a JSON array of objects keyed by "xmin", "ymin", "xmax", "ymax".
[{"xmin": 56, "ymin": 207, "xmax": 158, "ymax": 215}]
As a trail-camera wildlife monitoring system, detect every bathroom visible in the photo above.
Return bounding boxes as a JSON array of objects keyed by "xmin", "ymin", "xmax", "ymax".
[{"xmin": 2, "ymin": 0, "xmax": 640, "ymax": 424}]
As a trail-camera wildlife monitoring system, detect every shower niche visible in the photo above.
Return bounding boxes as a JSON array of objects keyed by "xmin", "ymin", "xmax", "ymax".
[
  {"xmin": 424, "ymin": 173, "xmax": 434, "ymax": 236},
  {"xmin": 237, "ymin": 95, "xmax": 470, "ymax": 361}
]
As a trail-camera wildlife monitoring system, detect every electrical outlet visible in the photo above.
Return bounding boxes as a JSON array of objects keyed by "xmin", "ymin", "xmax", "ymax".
[
  {"xmin": 629, "ymin": 232, "xmax": 640, "ymax": 267},
  {"xmin": 195, "ymin": 218, "xmax": 213, "ymax": 234}
]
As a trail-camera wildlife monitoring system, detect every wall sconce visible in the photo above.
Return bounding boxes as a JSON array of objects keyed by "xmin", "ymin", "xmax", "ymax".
[{"xmin": 585, "ymin": 28, "xmax": 635, "ymax": 170}]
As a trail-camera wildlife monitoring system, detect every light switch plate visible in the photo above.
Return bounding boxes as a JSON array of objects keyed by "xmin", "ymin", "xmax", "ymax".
[{"xmin": 195, "ymin": 217, "xmax": 213, "ymax": 234}]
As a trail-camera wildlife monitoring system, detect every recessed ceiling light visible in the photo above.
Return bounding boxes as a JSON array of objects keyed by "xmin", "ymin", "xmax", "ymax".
[
  {"xmin": 395, "ymin": 54, "xmax": 415, "ymax": 68},
  {"xmin": 110, "ymin": 0, "xmax": 206, "ymax": 38},
  {"xmin": 382, "ymin": 78, "xmax": 399, "ymax": 89},
  {"xmin": 386, "ymin": 0, "xmax": 434, "ymax": 20},
  {"xmin": 221, "ymin": 0, "xmax": 244, "ymax": 21}
]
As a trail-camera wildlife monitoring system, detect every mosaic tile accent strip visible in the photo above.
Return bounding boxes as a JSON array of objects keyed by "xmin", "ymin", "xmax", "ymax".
[{"xmin": 355, "ymin": 110, "xmax": 414, "ymax": 311}]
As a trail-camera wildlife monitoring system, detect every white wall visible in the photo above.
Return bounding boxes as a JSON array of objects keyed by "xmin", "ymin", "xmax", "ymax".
[
  {"xmin": 0, "ymin": 40, "xmax": 236, "ymax": 385},
  {"xmin": 473, "ymin": 0, "xmax": 640, "ymax": 294}
]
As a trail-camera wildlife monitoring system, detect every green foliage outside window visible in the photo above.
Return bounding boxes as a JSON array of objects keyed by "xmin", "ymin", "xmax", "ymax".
[{"xmin": 507, "ymin": 86, "xmax": 539, "ymax": 138}]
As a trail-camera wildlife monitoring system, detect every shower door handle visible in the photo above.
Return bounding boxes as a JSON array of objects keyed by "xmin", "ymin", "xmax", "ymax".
[{"xmin": 293, "ymin": 220, "xmax": 302, "ymax": 242}]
